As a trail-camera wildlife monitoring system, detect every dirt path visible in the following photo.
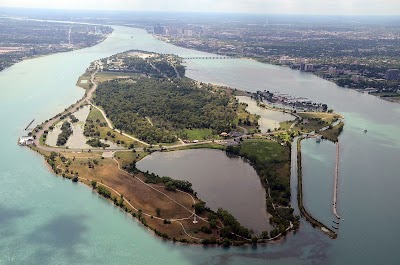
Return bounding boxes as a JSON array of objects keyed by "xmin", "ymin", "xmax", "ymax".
[
  {"xmin": 145, "ymin": 116, "xmax": 154, "ymax": 126},
  {"xmin": 89, "ymin": 103, "xmax": 150, "ymax": 146}
]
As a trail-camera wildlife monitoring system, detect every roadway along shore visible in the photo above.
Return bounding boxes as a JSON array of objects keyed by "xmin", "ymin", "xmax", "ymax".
[
  {"xmin": 31, "ymin": 67, "xmax": 228, "ymax": 153},
  {"xmin": 33, "ymin": 69, "xmax": 100, "ymax": 150}
]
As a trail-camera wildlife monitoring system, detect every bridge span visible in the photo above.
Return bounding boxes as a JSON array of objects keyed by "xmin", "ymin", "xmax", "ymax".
[{"xmin": 182, "ymin": 56, "xmax": 239, "ymax": 60}]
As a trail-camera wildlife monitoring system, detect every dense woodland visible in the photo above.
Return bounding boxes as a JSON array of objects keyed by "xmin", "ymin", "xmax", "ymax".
[
  {"xmin": 122, "ymin": 57, "xmax": 160, "ymax": 76},
  {"xmin": 95, "ymin": 77, "xmax": 236, "ymax": 144},
  {"xmin": 118, "ymin": 55, "xmax": 185, "ymax": 79}
]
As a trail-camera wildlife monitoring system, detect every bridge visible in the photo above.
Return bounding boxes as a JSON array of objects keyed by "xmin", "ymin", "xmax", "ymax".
[{"xmin": 182, "ymin": 56, "xmax": 239, "ymax": 60}]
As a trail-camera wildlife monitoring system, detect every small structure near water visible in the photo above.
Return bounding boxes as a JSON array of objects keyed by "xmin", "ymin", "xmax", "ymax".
[{"xmin": 18, "ymin": 136, "xmax": 34, "ymax": 146}]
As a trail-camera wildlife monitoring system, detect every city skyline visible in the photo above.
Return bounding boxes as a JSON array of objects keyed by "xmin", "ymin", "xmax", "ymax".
[{"xmin": 1, "ymin": 0, "xmax": 400, "ymax": 15}]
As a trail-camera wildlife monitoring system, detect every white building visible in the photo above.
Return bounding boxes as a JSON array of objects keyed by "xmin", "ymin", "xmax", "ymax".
[{"xmin": 18, "ymin": 136, "xmax": 34, "ymax": 146}]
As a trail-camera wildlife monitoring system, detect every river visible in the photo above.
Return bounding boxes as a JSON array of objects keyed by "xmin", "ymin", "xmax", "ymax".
[{"xmin": 1, "ymin": 25, "xmax": 400, "ymax": 265}]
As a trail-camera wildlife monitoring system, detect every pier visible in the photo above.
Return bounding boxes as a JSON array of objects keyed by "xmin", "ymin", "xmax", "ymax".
[
  {"xmin": 24, "ymin": 119, "xmax": 35, "ymax": 131},
  {"xmin": 333, "ymin": 142, "xmax": 341, "ymax": 219}
]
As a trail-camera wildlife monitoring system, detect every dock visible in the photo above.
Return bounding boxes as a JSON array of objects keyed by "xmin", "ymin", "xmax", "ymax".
[{"xmin": 25, "ymin": 119, "xmax": 35, "ymax": 131}]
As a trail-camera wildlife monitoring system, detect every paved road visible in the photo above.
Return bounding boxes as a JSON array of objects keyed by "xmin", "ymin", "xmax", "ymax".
[
  {"xmin": 33, "ymin": 67, "xmax": 152, "ymax": 152},
  {"xmin": 33, "ymin": 69, "xmax": 100, "ymax": 152},
  {"xmin": 32, "ymin": 67, "xmax": 293, "ymax": 154}
]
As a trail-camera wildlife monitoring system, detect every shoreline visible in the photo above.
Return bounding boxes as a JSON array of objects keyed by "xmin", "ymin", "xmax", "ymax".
[
  {"xmin": 154, "ymin": 36, "xmax": 398, "ymax": 105},
  {"xmin": 25, "ymin": 55, "xmax": 293, "ymax": 245},
  {"xmin": 26, "ymin": 57, "xmax": 293, "ymax": 246},
  {"xmin": 0, "ymin": 24, "xmax": 112, "ymax": 74},
  {"xmin": 23, "ymin": 48, "xmax": 345, "ymax": 245}
]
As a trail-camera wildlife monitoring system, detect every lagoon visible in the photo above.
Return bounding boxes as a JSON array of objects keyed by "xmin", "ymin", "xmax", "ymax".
[
  {"xmin": 137, "ymin": 149, "xmax": 271, "ymax": 235},
  {"xmin": 236, "ymin": 96, "xmax": 295, "ymax": 132}
]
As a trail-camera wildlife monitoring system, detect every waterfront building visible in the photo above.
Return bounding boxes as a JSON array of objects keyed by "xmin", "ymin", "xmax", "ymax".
[
  {"xmin": 329, "ymin": 67, "xmax": 337, "ymax": 75},
  {"xmin": 385, "ymin": 69, "xmax": 400, "ymax": 80},
  {"xmin": 305, "ymin": 64, "xmax": 314, "ymax": 72},
  {"xmin": 351, "ymin": 75, "xmax": 363, "ymax": 82},
  {"xmin": 18, "ymin": 136, "xmax": 34, "ymax": 146},
  {"xmin": 279, "ymin": 57, "xmax": 296, "ymax": 65},
  {"xmin": 153, "ymin": 24, "xmax": 164, "ymax": 35}
]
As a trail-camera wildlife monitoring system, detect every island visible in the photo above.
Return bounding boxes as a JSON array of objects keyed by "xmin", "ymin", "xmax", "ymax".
[{"xmin": 23, "ymin": 50, "xmax": 344, "ymax": 245}]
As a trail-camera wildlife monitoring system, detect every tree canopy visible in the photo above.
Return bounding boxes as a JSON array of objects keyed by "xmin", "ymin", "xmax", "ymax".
[{"xmin": 95, "ymin": 77, "xmax": 236, "ymax": 144}]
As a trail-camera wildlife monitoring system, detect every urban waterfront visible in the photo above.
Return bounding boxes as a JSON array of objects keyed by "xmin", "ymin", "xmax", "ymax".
[{"xmin": 1, "ymin": 25, "xmax": 400, "ymax": 264}]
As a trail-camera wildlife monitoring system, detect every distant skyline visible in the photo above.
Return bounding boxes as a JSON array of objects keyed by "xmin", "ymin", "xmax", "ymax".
[{"xmin": 1, "ymin": 0, "xmax": 400, "ymax": 15}]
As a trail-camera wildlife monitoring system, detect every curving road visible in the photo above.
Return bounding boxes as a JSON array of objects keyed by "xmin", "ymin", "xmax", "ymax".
[{"xmin": 33, "ymin": 69, "xmax": 100, "ymax": 151}]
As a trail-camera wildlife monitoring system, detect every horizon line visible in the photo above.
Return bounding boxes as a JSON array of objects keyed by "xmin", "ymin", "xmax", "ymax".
[{"xmin": 1, "ymin": 6, "xmax": 400, "ymax": 17}]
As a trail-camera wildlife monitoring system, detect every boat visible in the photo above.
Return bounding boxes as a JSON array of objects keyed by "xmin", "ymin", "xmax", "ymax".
[
  {"xmin": 364, "ymin": 129, "xmax": 368, "ymax": 133},
  {"xmin": 316, "ymin": 136, "xmax": 322, "ymax": 143}
]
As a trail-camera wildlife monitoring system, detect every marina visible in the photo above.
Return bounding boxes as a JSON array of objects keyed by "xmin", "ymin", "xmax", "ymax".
[{"xmin": 253, "ymin": 90, "xmax": 328, "ymax": 112}]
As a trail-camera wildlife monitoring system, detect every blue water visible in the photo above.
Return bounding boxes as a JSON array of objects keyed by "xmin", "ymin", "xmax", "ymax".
[{"xmin": 1, "ymin": 25, "xmax": 400, "ymax": 264}]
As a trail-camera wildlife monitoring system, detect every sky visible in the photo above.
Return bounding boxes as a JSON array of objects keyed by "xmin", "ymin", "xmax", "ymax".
[{"xmin": 1, "ymin": 0, "xmax": 400, "ymax": 15}]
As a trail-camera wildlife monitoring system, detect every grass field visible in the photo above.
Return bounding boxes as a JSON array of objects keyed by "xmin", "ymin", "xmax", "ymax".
[
  {"xmin": 51, "ymin": 151, "xmax": 221, "ymax": 242},
  {"xmin": 182, "ymin": 128, "xmax": 215, "ymax": 141},
  {"xmin": 320, "ymin": 121, "xmax": 344, "ymax": 142},
  {"xmin": 114, "ymin": 151, "xmax": 148, "ymax": 168},
  {"xmin": 292, "ymin": 112, "xmax": 340, "ymax": 133},
  {"xmin": 95, "ymin": 72, "xmax": 140, "ymax": 83},
  {"xmin": 238, "ymin": 139, "xmax": 291, "ymax": 199},
  {"xmin": 76, "ymin": 73, "xmax": 92, "ymax": 90},
  {"xmin": 298, "ymin": 112, "xmax": 340, "ymax": 123},
  {"xmin": 239, "ymin": 139, "xmax": 289, "ymax": 165},
  {"xmin": 172, "ymin": 142, "xmax": 226, "ymax": 151}
]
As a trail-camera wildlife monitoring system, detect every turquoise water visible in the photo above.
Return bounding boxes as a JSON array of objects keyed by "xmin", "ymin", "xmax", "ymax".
[
  {"xmin": 301, "ymin": 140, "xmax": 337, "ymax": 227},
  {"xmin": 1, "ymin": 25, "xmax": 400, "ymax": 264}
]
